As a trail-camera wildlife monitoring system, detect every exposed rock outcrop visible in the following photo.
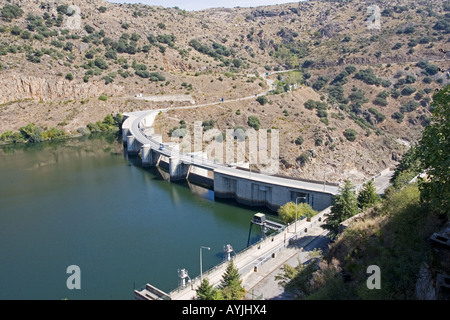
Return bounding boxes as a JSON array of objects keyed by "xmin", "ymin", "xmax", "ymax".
[{"xmin": 0, "ymin": 73, "xmax": 123, "ymax": 104}]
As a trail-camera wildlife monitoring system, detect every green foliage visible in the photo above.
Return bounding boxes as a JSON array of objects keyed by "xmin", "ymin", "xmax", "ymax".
[
  {"xmin": 324, "ymin": 180, "xmax": 359, "ymax": 238},
  {"xmin": 277, "ymin": 201, "xmax": 317, "ymax": 224},
  {"xmin": 330, "ymin": 71, "xmax": 348, "ymax": 86},
  {"xmin": 348, "ymin": 88, "xmax": 369, "ymax": 106},
  {"xmin": 247, "ymin": 116, "xmax": 261, "ymax": 130},
  {"xmin": 312, "ymin": 76, "xmax": 329, "ymax": 91},
  {"xmin": 295, "ymin": 136, "xmax": 304, "ymax": 146},
  {"xmin": 189, "ymin": 39, "xmax": 233, "ymax": 61},
  {"xmin": 401, "ymin": 86, "xmax": 416, "ymax": 96},
  {"xmin": 275, "ymin": 249, "xmax": 324, "ymax": 299},
  {"xmin": 86, "ymin": 113, "xmax": 122, "ymax": 134},
  {"xmin": 149, "ymin": 72, "xmax": 165, "ymax": 82},
  {"xmin": 63, "ymin": 41, "xmax": 74, "ymax": 52},
  {"xmin": 416, "ymin": 61, "xmax": 440, "ymax": 76},
  {"xmin": 104, "ymin": 49, "xmax": 117, "ymax": 60},
  {"xmin": 368, "ymin": 108, "xmax": 386, "ymax": 123},
  {"xmin": 391, "ymin": 146, "xmax": 421, "ymax": 186},
  {"xmin": 169, "ymin": 126, "xmax": 187, "ymax": 138},
  {"xmin": 343, "ymin": 128, "xmax": 357, "ymax": 142},
  {"xmin": 433, "ymin": 18, "xmax": 450, "ymax": 33},
  {"xmin": 26, "ymin": 50, "xmax": 42, "ymax": 63},
  {"xmin": 0, "ymin": 130, "xmax": 13, "ymax": 142},
  {"xmin": 219, "ymin": 260, "xmax": 245, "ymax": 300},
  {"xmin": 19, "ymin": 123, "xmax": 37, "ymax": 140},
  {"xmin": 256, "ymin": 95, "xmax": 268, "ymax": 105},
  {"xmin": 273, "ymin": 41, "xmax": 309, "ymax": 69},
  {"xmin": 157, "ymin": 34, "xmax": 176, "ymax": 46},
  {"xmin": 195, "ymin": 260, "xmax": 245, "ymax": 300},
  {"xmin": 304, "ymin": 184, "xmax": 435, "ymax": 300},
  {"xmin": 1, "ymin": 123, "xmax": 67, "ymax": 144},
  {"xmin": 400, "ymin": 100, "xmax": 420, "ymax": 113},
  {"xmin": 316, "ymin": 109, "xmax": 328, "ymax": 119},
  {"xmin": 357, "ymin": 180, "xmax": 379, "ymax": 209},
  {"xmin": 327, "ymin": 84, "xmax": 348, "ymax": 104},
  {"xmin": 84, "ymin": 24, "xmax": 95, "ymax": 34},
  {"xmin": 391, "ymin": 111, "xmax": 404, "ymax": 123},
  {"xmin": 372, "ymin": 96, "xmax": 388, "ymax": 107},
  {"xmin": 195, "ymin": 278, "xmax": 223, "ymax": 300},
  {"xmin": 1, "ymin": 4, "xmax": 24, "ymax": 21},
  {"xmin": 362, "ymin": 185, "xmax": 433, "ymax": 299},
  {"xmin": 353, "ymin": 68, "xmax": 382, "ymax": 86},
  {"xmin": 304, "ymin": 99, "xmax": 328, "ymax": 111},
  {"xmin": 57, "ymin": 4, "xmax": 69, "ymax": 15},
  {"xmin": 202, "ymin": 119, "xmax": 215, "ymax": 131},
  {"xmin": 417, "ymin": 85, "xmax": 450, "ymax": 216},
  {"xmin": 98, "ymin": 94, "xmax": 108, "ymax": 101},
  {"xmin": 296, "ymin": 152, "xmax": 310, "ymax": 166},
  {"xmin": 94, "ymin": 57, "xmax": 108, "ymax": 70},
  {"xmin": 10, "ymin": 25, "xmax": 22, "ymax": 35},
  {"xmin": 29, "ymin": 127, "xmax": 43, "ymax": 143}
]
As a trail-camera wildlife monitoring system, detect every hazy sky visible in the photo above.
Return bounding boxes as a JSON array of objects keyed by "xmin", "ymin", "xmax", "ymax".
[{"xmin": 106, "ymin": 0, "xmax": 299, "ymax": 11}]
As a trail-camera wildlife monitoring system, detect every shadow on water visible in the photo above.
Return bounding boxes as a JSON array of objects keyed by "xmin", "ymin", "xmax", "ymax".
[
  {"xmin": 123, "ymin": 150, "xmax": 281, "ymax": 249},
  {"xmin": 123, "ymin": 149, "xmax": 278, "ymax": 218}
]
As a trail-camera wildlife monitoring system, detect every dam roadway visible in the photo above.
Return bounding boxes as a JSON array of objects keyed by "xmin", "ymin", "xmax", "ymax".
[{"xmin": 122, "ymin": 108, "xmax": 340, "ymax": 212}]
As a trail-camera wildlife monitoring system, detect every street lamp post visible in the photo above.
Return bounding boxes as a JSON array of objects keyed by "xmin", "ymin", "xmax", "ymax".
[
  {"xmin": 200, "ymin": 246, "xmax": 210, "ymax": 281},
  {"xmin": 295, "ymin": 196, "xmax": 307, "ymax": 234}
]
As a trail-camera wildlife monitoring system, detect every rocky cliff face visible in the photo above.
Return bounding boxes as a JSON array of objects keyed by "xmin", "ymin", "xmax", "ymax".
[{"xmin": 0, "ymin": 72, "xmax": 123, "ymax": 104}]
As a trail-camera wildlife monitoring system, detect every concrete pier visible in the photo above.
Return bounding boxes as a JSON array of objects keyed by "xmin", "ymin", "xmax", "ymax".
[
  {"xmin": 127, "ymin": 135, "xmax": 141, "ymax": 155},
  {"xmin": 169, "ymin": 156, "xmax": 191, "ymax": 181}
]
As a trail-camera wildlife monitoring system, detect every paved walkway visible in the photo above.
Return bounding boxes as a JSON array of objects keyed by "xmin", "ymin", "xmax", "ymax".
[
  {"xmin": 242, "ymin": 223, "xmax": 329, "ymax": 300},
  {"xmin": 166, "ymin": 210, "xmax": 329, "ymax": 300}
]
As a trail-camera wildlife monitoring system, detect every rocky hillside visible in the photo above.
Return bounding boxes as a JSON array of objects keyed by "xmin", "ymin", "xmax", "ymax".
[{"xmin": 0, "ymin": 0, "xmax": 449, "ymax": 183}]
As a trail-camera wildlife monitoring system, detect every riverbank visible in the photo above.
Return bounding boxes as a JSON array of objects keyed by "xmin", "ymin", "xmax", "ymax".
[{"xmin": 0, "ymin": 113, "xmax": 123, "ymax": 145}]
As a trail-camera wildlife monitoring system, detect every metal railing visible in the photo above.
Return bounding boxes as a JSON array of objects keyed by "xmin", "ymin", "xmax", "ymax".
[{"xmin": 165, "ymin": 207, "xmax": 330, "ymax": 298}]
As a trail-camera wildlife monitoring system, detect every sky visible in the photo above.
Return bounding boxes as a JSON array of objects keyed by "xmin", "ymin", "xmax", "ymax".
[{"xmin": 106, "ymin": 0, "xmax": 299, "ymax": 11}]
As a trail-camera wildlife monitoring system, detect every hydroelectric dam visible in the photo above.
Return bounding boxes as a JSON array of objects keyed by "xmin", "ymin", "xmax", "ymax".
[{"xmin": 121, "ymin": 109, "xmax": 339, "ymax": 213}]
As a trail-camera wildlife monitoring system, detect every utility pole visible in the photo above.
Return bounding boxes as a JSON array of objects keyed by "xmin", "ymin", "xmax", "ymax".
[{"xmin": 200, "ymin": 246, "xmax": 210, "ymax": 281}]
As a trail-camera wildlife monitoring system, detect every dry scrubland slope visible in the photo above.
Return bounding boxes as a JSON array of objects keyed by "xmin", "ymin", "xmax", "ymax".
[{"xmin": 0, "ymin": 0, "xmax": 449, "ymax": 183}]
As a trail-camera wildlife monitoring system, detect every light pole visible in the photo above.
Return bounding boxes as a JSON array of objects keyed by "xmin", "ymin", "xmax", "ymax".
[
  {"xmin": 295, "ymin": 196, "xmax": 307, "ymax": 234},
  {"xmin": 200, "ymin": 246, "xmax": 210, "ymax": 281}
]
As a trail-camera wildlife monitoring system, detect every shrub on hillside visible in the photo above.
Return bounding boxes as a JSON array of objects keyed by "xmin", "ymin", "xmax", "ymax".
[{"xmin": 343, "ymin": 128, "xmax": 357, "ymax": 141}]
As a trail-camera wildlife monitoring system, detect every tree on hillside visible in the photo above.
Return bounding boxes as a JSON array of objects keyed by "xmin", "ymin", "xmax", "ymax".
[
  {"xmin": 219, "ymin": 259, "xmax": 245, "ymax": 300},
  {"xmin": 357, "ymin": 180, "xmax": 379, "ymax": 210},
  {"xmin": 324, "ymin": 180, "xmax": 359, "ymax": 238},
  {"xmin": 256, "ymin": 95, "xmax": 268, "ymax": 105},
  {"xmin": 247, "ymin": 116, "xmax": 261, "ymax": 131},
  {"xmin": 388, "ymin": 145, "xmax": 422, "ymax": 192},
  {"xmin": 1, "ymin": 4, "xmax": 24, "ymax": 21},
  {"xmin": 417, "ymin": 85, "xmax": 450, "ymax": 217}
]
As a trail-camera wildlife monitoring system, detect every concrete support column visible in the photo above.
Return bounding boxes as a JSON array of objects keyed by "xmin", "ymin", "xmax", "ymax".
[
  {"xmin": 127, "ymin": 135, "xmax": 140, "ymax": 155},
  {"xmin": 169, "ymin": 156, "xmax": 190, "ymax": 181},
  {"xmin": 141, "ymin": 144, "xmax": 152, "ymax": 167},
  {"xmin": 122, "ymin": 127, "xmax": 130, "ymax": 143}
]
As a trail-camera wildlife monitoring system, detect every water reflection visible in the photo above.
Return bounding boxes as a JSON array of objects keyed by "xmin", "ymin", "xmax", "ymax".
[{"xmin": 0, "ymin": 132, "xmax": 268, "ymax": 299}]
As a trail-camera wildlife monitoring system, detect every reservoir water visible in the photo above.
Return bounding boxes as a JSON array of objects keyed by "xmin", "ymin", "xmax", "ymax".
[{"xmin": 0, "ymin": 134, "xmax": 270, "ymax": 300}]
